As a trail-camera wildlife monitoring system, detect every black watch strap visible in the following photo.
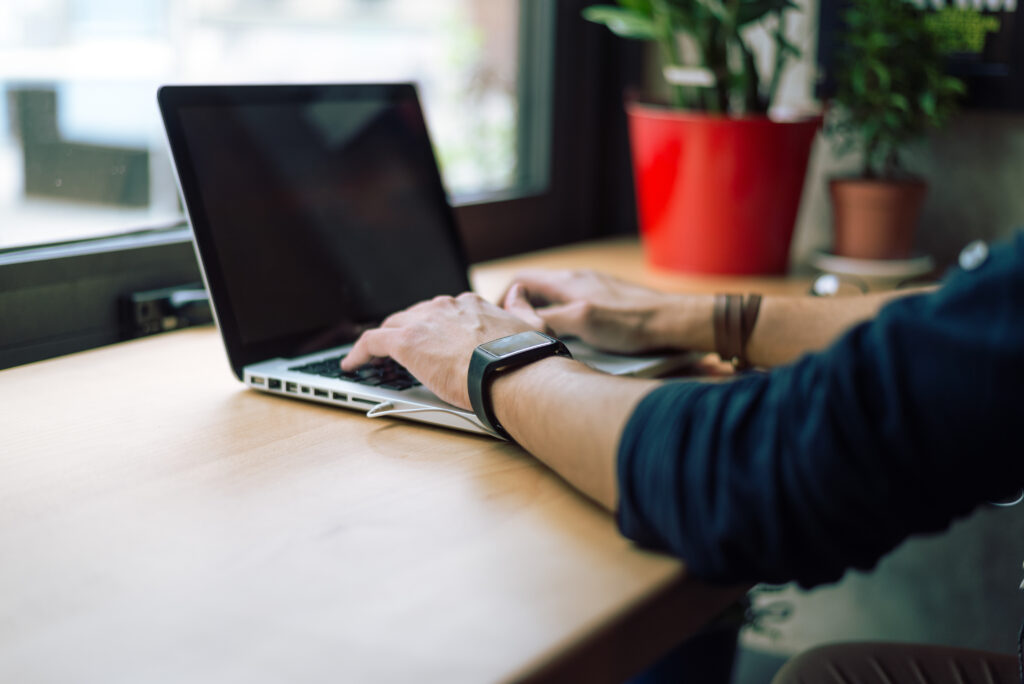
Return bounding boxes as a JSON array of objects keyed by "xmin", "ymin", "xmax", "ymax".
[{"xmin": 468, "ymin": 331, "xmax": 572, "ymax": 440}]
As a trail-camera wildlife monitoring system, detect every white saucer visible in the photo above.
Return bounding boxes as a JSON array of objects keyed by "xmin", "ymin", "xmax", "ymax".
[{"xmin": 811, "ymin": 251, "xmax": 935, "ymax": 284}]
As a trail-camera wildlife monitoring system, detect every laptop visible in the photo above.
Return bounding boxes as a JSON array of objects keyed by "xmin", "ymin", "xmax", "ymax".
[{"xmin": 158, "ymin": 83, "xmax": 691, "ymax": 436}]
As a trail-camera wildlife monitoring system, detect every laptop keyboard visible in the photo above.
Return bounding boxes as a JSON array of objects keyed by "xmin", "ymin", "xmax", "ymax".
[{"xmin": 289, "ymin": 355, "xmax": 421, "ymax": 391}]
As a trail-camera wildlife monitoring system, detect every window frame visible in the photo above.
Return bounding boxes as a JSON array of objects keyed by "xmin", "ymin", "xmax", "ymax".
[{"xmin": 0, "ymin": 0, "xmax": 642, "ymax": 369}]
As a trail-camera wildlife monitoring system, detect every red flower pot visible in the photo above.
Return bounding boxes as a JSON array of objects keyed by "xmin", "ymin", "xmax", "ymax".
[{"xmin": 626, "ymin": 104, "xmax": 820, "ymax": 275}]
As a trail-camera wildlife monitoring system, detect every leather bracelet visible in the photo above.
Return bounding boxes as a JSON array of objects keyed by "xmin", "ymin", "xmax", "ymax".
[{"xmin": 713, "ymin": 293, "xmax": 762, "ymax": 370}]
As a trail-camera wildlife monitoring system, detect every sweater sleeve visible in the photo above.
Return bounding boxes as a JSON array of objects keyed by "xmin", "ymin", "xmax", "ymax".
[{"xmin": 616, "ymin": 232, "xmax": 1024, "ymax": 588}]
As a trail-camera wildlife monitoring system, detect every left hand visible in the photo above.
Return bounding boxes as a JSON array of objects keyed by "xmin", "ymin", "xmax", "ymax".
[
  {"xmin": 341, "ymin": 293, "xmax": 535, "ymax": 410},
  {"xmin": 500, "ymin": 269, "xmax": 690, "ymax": 354}
]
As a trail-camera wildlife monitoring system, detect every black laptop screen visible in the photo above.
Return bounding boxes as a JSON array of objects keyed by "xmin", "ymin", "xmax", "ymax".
[{"xmin": 162, "ymin": 85, "xmax": 469, "ymax": 374}]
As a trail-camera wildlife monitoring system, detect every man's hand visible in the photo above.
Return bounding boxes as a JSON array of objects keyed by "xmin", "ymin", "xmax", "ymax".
[
  {"xmin": 342, "ymin": 285, "xmax": 665, "ymax": 511},
  {"xmin": 502, "ymin": 269, "xmax": 707, "ymax": 354},
  {"xmin": 341, "ymin": 293, "xmax": 534, "ymax": 410}
]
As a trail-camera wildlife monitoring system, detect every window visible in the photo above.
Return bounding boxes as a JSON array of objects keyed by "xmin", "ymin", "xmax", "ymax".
[
  {"xmin": 1, "ymin": 0, "xmax": 533, "ymax": 251},
  {"xmin": 0, "ymin": 0, "xmax": 640, "ymax": 369}
]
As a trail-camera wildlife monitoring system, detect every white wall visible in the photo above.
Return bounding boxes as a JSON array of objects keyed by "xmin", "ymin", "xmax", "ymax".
[{"xmin": 791, "ymin": 110, "xmax": 1024, "ymax": 267}]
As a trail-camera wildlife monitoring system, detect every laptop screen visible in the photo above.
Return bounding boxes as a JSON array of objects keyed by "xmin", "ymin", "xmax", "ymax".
[{"xmin": 159, "ymin": 84, "xmax": 470, "ymax": 378}]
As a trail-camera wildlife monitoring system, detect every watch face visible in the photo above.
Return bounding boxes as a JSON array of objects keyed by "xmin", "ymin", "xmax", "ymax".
[{"xmin": 479, "ymin": 331, "xmax": 551, "ymax": 358}]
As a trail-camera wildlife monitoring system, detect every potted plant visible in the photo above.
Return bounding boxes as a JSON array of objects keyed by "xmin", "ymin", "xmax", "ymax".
[
  {"xmin": 826, "ymin": 0, "xmax": 965, "ymax": 260},
  {"xmin": 584, "ymin": 0, "xmax": 820, "ymax": 275}
]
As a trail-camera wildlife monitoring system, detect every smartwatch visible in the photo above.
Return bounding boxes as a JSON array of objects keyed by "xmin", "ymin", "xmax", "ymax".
[{"xmin": 468, "ymin": 331, "xmax": 572, "ymax": 440}]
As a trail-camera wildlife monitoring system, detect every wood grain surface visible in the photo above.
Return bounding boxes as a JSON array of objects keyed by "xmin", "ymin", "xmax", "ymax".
[{"xmin": 0, "ymin": 239, "xmax": 794, "ymax": 683}]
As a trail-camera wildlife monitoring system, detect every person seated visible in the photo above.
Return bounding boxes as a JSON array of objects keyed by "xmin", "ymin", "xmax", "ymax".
[{"xmin": 341, "ymin": 232, "xmax": 1024, "ymax": 683}]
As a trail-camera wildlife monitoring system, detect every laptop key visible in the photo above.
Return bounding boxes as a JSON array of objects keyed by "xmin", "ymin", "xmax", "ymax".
[{"xmin": 292, "ymin": 354, "xmax": 419, "ymax": 389}]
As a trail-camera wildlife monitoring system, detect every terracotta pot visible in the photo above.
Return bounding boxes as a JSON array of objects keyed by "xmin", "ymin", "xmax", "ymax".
[
  {"xmin": 829, "ymin": 177, "xmax": 927, "ymax": 260},
  {"xmin": 626, "ymin": 103, "xmax": 819, "ymax": 275}
]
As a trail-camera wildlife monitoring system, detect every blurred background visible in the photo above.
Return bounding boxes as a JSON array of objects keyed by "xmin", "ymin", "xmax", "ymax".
[{"xmin": 0, "ymin": 0, "xmax": 522, "ymax": 250}]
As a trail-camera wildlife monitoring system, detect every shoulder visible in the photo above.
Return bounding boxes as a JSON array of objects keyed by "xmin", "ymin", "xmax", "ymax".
[{"xmin": 879, "ymin": 231, "xmax": 1024, "ymax": 324}]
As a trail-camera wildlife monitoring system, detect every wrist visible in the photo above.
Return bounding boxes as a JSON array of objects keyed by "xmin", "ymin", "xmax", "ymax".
[
  {"xmin": 649, "ymin": 294, "xmax": 715, "ymax": 352},
  {"xmin": 490, "ymin": 356, "xmax": 586, "ymax": 437},
  {"xmin": 468, "ymin": 332, "xmax": 572, "ymax": 439}
]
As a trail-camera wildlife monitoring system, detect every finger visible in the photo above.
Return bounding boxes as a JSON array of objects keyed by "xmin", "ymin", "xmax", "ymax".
[
  {"xmin": 535, "ymin": 301, "xmax": 590, "ymax": 338},
  {"xmin": 499, "ymin": 269, "xmax": 576, "ymax": 307},
  {"xmin": 341, "ymin": 328, "xmax": 399, "ymax": 370},
  {"xmin": 502, "ymin": 283, "xmax": 547, "ymax": 331}
]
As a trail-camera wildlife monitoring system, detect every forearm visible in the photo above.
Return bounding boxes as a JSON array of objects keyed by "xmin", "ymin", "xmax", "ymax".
[
  {"xmin": 745, "ymin": 288, "xmax": 931, "ymax": 366},
  {"xmin": 490, "ymin": 356, "xmax": 661, "ymax": 511},
  {"xmin": 657, "ymin": 288, "xmax": 934, "ymax": 367},
  {"xmin": 482, "ymin": 290, "xmax": 926, "ymax": 513},
  {"xmin": 618, "ymin": 241, "xmax": 1023, "ymax": 586}
]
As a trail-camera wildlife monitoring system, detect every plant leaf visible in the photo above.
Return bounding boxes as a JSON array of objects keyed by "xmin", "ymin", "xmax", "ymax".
[
  {"xmin": 850, "ymin": 64, "xmax": 867, "ymax": 97},
  {"xmin": 870, "ymin": 61, "xmax": 891, "ymax": 92},
  {"xmin": 667, "ymin": 5, "xmax": 700, "ymax": 34},
  {"xmin": 617, "ymin": 0, "xmax": 655, "ymax": 11},
  {"xmin": 582, "ymin": 6, "xmax": 658, "ymax": 39},
  {"xmin": 736, "ymin": 0, "xmax": 798, "ymax": 26},
  {"xmin": 942, "ymin": 76, "xmax": 967, "ymax": 95},
  {"xmin": 919, "ymin": 91, "xmax": 937, "ymax": 117},
  {"xmin": 777, "ymin": 34, "xmax": 801, "ymax": 58}
]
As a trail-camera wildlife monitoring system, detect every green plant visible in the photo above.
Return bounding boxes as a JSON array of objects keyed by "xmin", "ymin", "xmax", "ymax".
[
  {"xmin": 828, "ymin": 0, "xmax": 966, "ymax": 179},
  {"xmin": 583, "ymin": 0, "xmax": 801, "ymax": 115}
]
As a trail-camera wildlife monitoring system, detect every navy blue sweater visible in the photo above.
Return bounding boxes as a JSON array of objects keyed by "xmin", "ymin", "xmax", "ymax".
[{"xmin": 617, "ymin": 232, "xmax": 1024, "ymax": 588}]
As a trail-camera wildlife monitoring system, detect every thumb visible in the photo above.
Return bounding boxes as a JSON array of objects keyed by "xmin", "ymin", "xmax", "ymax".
[
  {"xmin": 533, "ymin": 301, "xmax": 590, "ymax": 339},
  {"xmin": 503, "ymin": 283, "xmax": 548, "ymax": 332}
]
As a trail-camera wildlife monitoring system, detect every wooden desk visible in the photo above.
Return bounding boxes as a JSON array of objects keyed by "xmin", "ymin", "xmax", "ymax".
[{"xmin": 0, "ymin": 239, "xmax": 807, "ymax": 683}]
